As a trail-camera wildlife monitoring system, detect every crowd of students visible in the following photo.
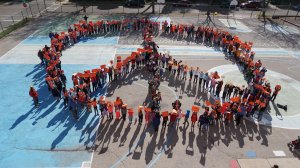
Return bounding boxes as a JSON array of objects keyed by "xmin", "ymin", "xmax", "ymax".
[{"xmin": 29, "ymin": 17, "xmax": 281, "ymax": 132}]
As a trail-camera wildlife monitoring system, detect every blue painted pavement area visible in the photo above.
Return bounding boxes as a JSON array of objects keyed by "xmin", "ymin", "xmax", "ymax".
[
  {"xmin": 22, "ymin": 36, "xmax": 118, "ymax": 46},
  {"xmin": 0, "ymin": 63, "xmax": 104, "ymax": 167},
  {"xmin": 246, "ymin": 151, "xmax": 257, "ymax": 158}
]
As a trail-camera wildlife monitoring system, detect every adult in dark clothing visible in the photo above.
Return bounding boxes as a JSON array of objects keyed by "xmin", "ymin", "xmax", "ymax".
[
  {"xmin": 227, "ymin": 84, "xmax": 234, "ymax": 98},
  {"xmin": 215, "ymin": 80, "xmax": 223, "ymax": 97},
  {"xmin": 222, "ymin": 84, "xmax": 229, "ymax": 99},
  {"xmin": 152, "ymin": 112, "xmax": 161, "ymax": 132},
  {"xmin": 60, "ymin": 72, "xmax": 67, "ymax": 86},
  {"xmin": 233, "ymin": 86, "xmax": 240, "ymax": 98},
  {"xmin": 121, "ymin": 105, "xmax": 127, "ymax": 121},
  {"xmin": 55, "ymin": 79, "xmax": 63, "ymax": 94},
  {"xmin": 69, "ymin": 97, "xmax": 79, "ymax": 120},
  {"xmin": 83, "ymin": 15, "xmax": 88, "ymax": 22},
  {"xmin": 108, "ymin": 67, "xmax": 113, "ymax": 82},
  {"xmin": 37, "ymin": 50, "xmax": 44, "ymax": 65},
  {"xmin": 198, "ymin": 112, "xmax": 209, "ymax": 132}
]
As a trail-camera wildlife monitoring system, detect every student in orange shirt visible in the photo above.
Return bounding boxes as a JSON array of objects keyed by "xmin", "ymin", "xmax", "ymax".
[
  {"xmin": 29, "ymin": 86, "xmax": 39, "ymax": 107},
  {"xmin": 191, "ymin": 112, "xmax": 197, "ymax": 128}
]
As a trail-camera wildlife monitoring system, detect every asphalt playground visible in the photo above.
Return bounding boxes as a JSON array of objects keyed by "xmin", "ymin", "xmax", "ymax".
[{"xmin": 0, "ymin": 13, "xmax": 300, "ymax": 168}]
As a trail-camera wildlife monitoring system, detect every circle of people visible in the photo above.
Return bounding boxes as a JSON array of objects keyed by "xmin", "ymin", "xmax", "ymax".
[{"xmin": 29, "ymin": 17, "xmax": 282, "ymax": 133}]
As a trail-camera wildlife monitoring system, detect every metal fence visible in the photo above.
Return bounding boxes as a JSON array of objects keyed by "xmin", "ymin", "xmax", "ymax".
[
  {"xmin": 0, "ymin": 0, "xmax": 51, "ymax": 32},
  {"xmin": 1, "ymin": 1, "xmax": 299, "ymax": 32},
  {"xmin": 54, "ymin": 2, "xmax": 300, "ymax": 19}
]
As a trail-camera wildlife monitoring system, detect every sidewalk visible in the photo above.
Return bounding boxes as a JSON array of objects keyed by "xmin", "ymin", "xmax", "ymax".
[{"xmin": 238, "ymin": 158, "xmax": 300, "ymax": 168}]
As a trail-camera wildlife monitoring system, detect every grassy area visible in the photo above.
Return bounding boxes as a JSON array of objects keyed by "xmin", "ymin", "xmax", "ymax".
[{"xmin": 0, "ymin": 18, "xmax": 31, "ymax": 39}]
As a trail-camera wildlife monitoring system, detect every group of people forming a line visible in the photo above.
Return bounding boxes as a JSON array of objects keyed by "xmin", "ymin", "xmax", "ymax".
[{"xmin": 30, "ymin": 17, "xmax": 281, "ymax": 131}]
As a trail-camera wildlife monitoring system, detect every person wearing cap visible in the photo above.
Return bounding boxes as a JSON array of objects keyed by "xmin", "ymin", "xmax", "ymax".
[{"xmin": 29, "ymin": 86, "xmax": 39, "ymax": 107}]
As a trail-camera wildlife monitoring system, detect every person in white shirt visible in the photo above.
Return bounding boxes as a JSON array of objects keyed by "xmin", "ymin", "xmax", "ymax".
[
  {"xmin": 202, "ymin": 72, "xmax": 209, "ymax": 90},
  {"xmin": 193, "ymin": 67, "xmax": 200, "ymax": 83},
  {"xmin": 199, "ymin": 71, "xmax": 204, "ymax": 87}
]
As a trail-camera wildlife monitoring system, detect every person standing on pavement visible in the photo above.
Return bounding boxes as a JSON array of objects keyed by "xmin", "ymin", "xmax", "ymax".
[
  {"xmin": 199, "ymin": 71, "xmax": 204, "ymax": 88},
  {"xmin": 62, "ymin": 88, "xmax": 69, "ymax": 108},
  {"xmin": 193, "ymin": 67, "xmax": 199, "ymax": 83},
  {"xmin": 37, "ymin": 49, "xmax": 44, "ymax": 65},
  {"xmin": 215, "ymin": 79, "xmax": 223, "ymax": 97},
  {"xmin": 121, "ymin": 104, "xmax": 127, "ymax": 121},
  {"xmin": 69, "ymin": 97, "xmax": 79, "ymax": 121},
  {"xmin": 92, "ymin": 98, "xmax": 99, "ymax": 115},
  {"xmin": 29, "ymin": 86, "xmax": 39, "ymax": 107},
  {"xmin": 152, "ymin": 112, "xmax": 161, "ymax": 132},
  {"xmin": 189, "ymin": 67, "xmax": 193, "ymax": 81},
  {"xmin": 271, "ymin": 84, "xmax": 281, "ymax": 101}
]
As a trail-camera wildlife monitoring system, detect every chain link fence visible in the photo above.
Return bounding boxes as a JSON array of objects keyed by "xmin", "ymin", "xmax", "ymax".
[
  {"xmin": 1, "ymin": 1, "xmax": 299, "ymax": 32},
  {"xmin": 55, "ymin": 2, "xmax": 300, "ymax": 19},
  {"xmin": 0, "ymin": 0, "xmax": 52, "ymax": 32}
]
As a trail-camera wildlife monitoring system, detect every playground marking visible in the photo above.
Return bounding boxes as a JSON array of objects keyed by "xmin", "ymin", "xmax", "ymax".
[
  {"xmin": 219, "ymin": 19, "xmax": 252, "ymax": 33},
  {"xmin": 208, "ymin": 64, "xmax": 300, "ymax": 129},
  {"xmin": 273, "ymin": 150, "xmax": 286, "ymax": 157},
  {"xmin": 89, "ymin": 36, "xmax": 119, "ymax": 167},
  {"xmin": 81, "ymin": 161, "xmax": 91, "ymax": 168},
  {"xmin": 246, "ymin": 151, "xmax": 257, "ymax": 158},
  {"xmin": 265, "ymin": 24, "xmax": 300, "ymax": 35}
]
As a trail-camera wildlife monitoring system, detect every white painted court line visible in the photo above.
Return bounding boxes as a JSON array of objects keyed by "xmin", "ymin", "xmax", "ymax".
[
  {"xmin": 208, "ymin": 64, "xmax": 300, "ymax": 129},
  {"xmin": 273, "ymin": 151, "xmax": 286, "ymax": 157},
  {"xmin": 46, "ymin": 3, "xmax": 61, "ymax": 12},
  {"xmin": 219, "ymin": 19, "xmax": 252, "ymax": 33},
  {"xmin": 81, "ymin": 161, "xmax": 91, "ymax": 168},
  {"xmin": 89, "ymin": 35, "xmax": 120, "ymax": 168},
  {"xmin": 1, "ymin": 20, "xmax": 22, "ymax": 22}
]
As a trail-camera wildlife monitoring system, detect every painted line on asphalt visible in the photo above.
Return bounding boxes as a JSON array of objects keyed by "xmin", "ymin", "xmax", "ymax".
[
  {"xmin": 133, "ymin": 81, "xmax": 148, "ymax": 88},
  {"xmin": 161, "ymin": 84, "xmax": 178, "ymax": 99},
  {"xmin": 246, "ymin": 150, "xmax": 257, "ymax": 158},
  {"xmin": 208, "ymin": 64, "xmax": 300, "ymax": 129},
  {"xmin": 111, "ymin": 79, "xmax": 178, "ymax": 168},
  {"xmin": 273, "ymin": 150, "xmax": 286, "ymax": 157},
  {"xmin": 109, "ymin": 80, "xmax": 149, "ymax": 168},
  {"xmin": 147, "ymin": 128, "xmax": 176, "ymax": 168},
  {"xmin": 89, "ymin": 35, "xmax": 119, "ymax": 168},
  {"xmin": 230, "ymin": 160, "xmax": 239, "ymax": 168},
  {"xmin": 0, "ymin": 30, "xmax": 39, "ymax": 58}
]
